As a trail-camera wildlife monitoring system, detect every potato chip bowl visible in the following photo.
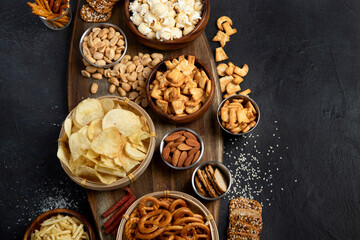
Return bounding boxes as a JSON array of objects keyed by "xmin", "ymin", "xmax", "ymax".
[
  {"xmin": 116, "ymin": 190, "xmax": 219, "ymax": 240},
  {"xmin": 58, "ymin": 96, "xmax": 156, "ymax": 191}
]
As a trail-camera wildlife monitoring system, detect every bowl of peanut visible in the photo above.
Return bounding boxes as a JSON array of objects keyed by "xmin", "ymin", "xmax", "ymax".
[
  {"xmin": 145, "ymin": 55, "xmax": 215, "ymax": 124},
  {"xmin": 79, "ymin": 23, "xmax": 128, "ymax": 68}
]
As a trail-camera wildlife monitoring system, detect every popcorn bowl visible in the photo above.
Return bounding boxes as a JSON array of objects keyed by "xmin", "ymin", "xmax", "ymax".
[
  {"xmin": 145, "ymin": 55, "xmax": 215, "ymax": 124},
  {"xmin": 124, "ymin": 0, "xmax": 210, "ymax": 50}
]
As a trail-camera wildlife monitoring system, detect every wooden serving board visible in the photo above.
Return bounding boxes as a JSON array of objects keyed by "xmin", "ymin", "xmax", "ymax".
[{"xmin": 68, "ymin": 1, "xmax": 223, "ymax": 239}]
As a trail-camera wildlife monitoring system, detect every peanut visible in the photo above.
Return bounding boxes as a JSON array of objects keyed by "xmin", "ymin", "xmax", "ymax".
[
  {"xmin": 90, "ymin": 83, "xmax": 98, "ymax": 94},
  {"xmin": 109, "ymin": 77, "xmax": 120, "ymax": 86},
  {"xmin": 81, "ymin": 70, "xmax": 91, "ymax": 78},
  {"xmin": 109, "ymin": 84, "xmax": 116, "ymax": 93},
  {"xmin": 92, "ymin": 73, "xmax": 102, "ymax": 80},
  {"xmin": 117, "ymin": 87, "xmax": 127, "ymax": 97}
]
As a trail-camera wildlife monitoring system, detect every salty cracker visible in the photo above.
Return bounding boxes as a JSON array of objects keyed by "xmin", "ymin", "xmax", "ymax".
[
  {"xmin": 171, "ymin": 100, "xmax": 185, "ymax": 115},
  {"xmin": 215, "ymin": 47, "xmax": 228, "ymax": 62},
  {"xmin": 156, "ymin": 99, "xmax": 169, "ymax": 113},
  {"xmin": 217, "ymin": 16, "xmax": 233, "ymax": 31},
  {"xmin": 102, "ymin": 109, "xmax": 142, "ymax": 137},
  {"xmin": 91, "ymin": 127, "xmax": 124, "ymax": 158},
  {"xmin": 222, "ymin": 22, "xmax": 237, "ymax": 36},
  {"xmin": 212, "ymin": 30, "xmax": 230, "ymax": 47},
  {"xmin": 74, "ymin": 98, "xmax": 104, "ymax": 127},
  {"xmin": 217, "ymin": 63, "xmax": 228, "ymax": 77}
]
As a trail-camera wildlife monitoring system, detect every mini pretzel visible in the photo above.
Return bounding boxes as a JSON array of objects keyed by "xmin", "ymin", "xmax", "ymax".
[
  {"xmin": 180, "ymin": 223, "xmax": 211, "ymax": 240},
  {"xmin": 125, "ymin": 217, "xmax": 139, "ymax": 240},
  {"xmin": 138, "ymin": 209, "xmax": 172, "ymax": 233},
  {"xmin": 173, "ymin": 217, "xmax": 204, "ymax": 225},
  {"xmin": 169, "ymin": 199, "xmax": 187, "ymax": 212},
  {"xmin": 139, "ymin": 196, "xmax": 160, "ymax": 216},
  {"xmin": 135, "ymin": 227, "xmax": 165, "ymax": 239},
  {"xmin": 217, "ymin": 16, "xmax": 233, "ymax": 31},
  {"xmin": 172, "ymin": 207, "xmax": 194, "ymax": 220}
]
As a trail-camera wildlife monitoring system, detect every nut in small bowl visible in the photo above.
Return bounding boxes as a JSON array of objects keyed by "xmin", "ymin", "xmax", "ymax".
[
  {"xmin": 160, "ymin": 128, "xmax": 204, "ymax": 170},
  {"xmin": 192, "ymin": 161, "xmax": 232, "ymax": 201},
  {"xmin": 79, "ymin": 23, "xmax": 128, "ymax": 68},
  {"xmin": 23, "ymin": 208, "xmax": 96, "ymax": 240},
  {"xmin": 217, "ymin": 94, "xmax": 260, "ymax": 136},
  {"xmin": 146, "ymin": 55, "xmax": 215, "ymax": 124}
]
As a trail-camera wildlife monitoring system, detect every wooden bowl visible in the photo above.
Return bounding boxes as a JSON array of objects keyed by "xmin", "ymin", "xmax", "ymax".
[
  {"xmin": 58, "ymin": 96, "xmax": 156, "ymax": 191},
  {"xmin": 124, "ymin": 0, "xmax": 210, "ymax": 50},
  {"xmin": 23, "ymin": 208, "xmax": 96, "ymax": 240},
  {"xmin": 116, "ymin": 190, "xmax": 219, "ymax": 240},
  {"xmin": 145, "ymin": 55, "xmax": 215, "ymax": 124}
]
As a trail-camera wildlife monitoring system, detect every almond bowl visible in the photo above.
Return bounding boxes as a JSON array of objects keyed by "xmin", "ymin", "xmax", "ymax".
[
  {"xmin": 124, "ymin": 0, "xmax": 210, "ymax": 50},
  {"xmin": 145, "ymin": 55, "xmax": 215, "ymax": 124},
  {"xmin": 160, "ymin": 127, "xmax": 204, "ymax": 170}
]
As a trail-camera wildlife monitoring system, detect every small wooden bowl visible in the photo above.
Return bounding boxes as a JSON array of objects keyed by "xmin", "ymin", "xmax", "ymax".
[
  {"xmin": 116, "ymin": 190, "xmax": 219, "ymax": 240},
  {"xmin": 145, "ymin": 55, "xmax": 215, "ymax": 124},
  {"xmin": 58, "ymin": 96, "xmax": 156, "ymax": 191},
  {"xmin": 124, "ymin": 0, "xmax": 210, "ymax": 50},
  {"xmin": 23, "ymin": 208, "xmax": 96, "ymax": 240}
]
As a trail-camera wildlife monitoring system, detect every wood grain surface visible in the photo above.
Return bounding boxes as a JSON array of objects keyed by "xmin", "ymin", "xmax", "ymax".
[{"xmin": 68, "ymin": 1, "xmax": 222, "ymax": 239}]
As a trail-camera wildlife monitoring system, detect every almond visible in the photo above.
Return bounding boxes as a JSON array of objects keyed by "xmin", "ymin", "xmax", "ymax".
[
  {"xmin": 184, "ymin": 132, "xmax": 197, "ymax": 140},
  {"xmin": 165, "ymin": 133, "xmax": 182, "ymax": 142},
  {"xmin": 172, "ymin": 149, "xmax": 181, "ymax": 167},
  {"xmin": 192, "ymin": 150, "xmax": 201, "ymax": 164},
  {"xmin": 177, "ymin": 151, "xmax": 188, "ymax": 167},
  {"xmin": 184, "ymin": 153, "xmax": 195, "ymax": 167},
  {"xmin": 177, "ymin": 144, "xmax": 193, "ymax": 151},
  {"xmin": 165, "ymin": 141, "xmax": 174, "ymax": 149},
  {"xmin": 186, "ymin": 139, "xmax": 200, "ymax": 147},
  {"xmin": 173, "ymin": 130, "xmax": 186, "ymax": 135},
  {"xmin": 162, "ymin": 146, "xmax": 171, "ymax": 160},
  {"xmin": 175, "ymin": 136, "xmax": 186, "ymax": 143},
  {"xmin": 188, "ymin": 146, "xmax": 200, "ymax": 156}
]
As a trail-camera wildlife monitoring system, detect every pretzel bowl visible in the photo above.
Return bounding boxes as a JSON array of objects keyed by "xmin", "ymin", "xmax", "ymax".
[
  {"xmin": 145, "ymin": 55, "xmax": 215, "ymax": 124},
  {"xmin": 23, "ymin": 208, "xmax": 96, "ymax": 240},
  {"xmin": 117, "ymin": 191, "xmax": 219, "ymax": 240},
  {"xmin": 57, "ymin": 96, "xmax": 156, "ymax": 191},
  {"xmin": 124, "ymin": 0, "xmax": 210, "ymax": 50}
]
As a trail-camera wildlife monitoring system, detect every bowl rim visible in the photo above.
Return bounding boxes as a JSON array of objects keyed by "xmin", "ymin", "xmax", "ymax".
[
  {"xmin": 216, "ymin": 94, "xmax": 261, "ymax": 136},
  {"xmin": 58, "ymin": 96, "xmax": 156, "ymax": 191},
  {"xmin": 116, "ymin": 190, "xmax": 219, "ymax": 240},
  {"xmin": 159, "ymin": 127, "xmax": 204, "ymax": 170},
  {"xmin": 191, "ymin": 161, "xmax": 233, "ymax": 201},
  {"xmin": 23, "ymin": 208, "xmax": 96, "ymax": 240},
  {"xmin": 145, "ymin": 55, "xmax": 215, "ymax": 123},
  {"xmin": 79, "ymin": 23, "xmax": 128, "ymax": 68},
  {"xmin": 124, "ymin": 0, "xmax": 210, "ymax": 44}
]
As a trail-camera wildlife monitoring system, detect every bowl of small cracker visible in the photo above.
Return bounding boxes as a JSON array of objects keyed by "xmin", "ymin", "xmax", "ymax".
[
  {"xmin": 192, "ymin": 161, "xmax": 232, "ymax": 200},
  {"xmin": 217, "ymin": 94, "xmax": 260, "ymax": 135},
  {"xmin": 57, "ymin": 96, "xmax": 156, "ymax": 191},
  {"xmin": 145, "ymin": 55, "xmax": 215, "ymax": 124},
  {"xmin": 124, "ymin": 0, "xmax": 210, "ymax": 50}
]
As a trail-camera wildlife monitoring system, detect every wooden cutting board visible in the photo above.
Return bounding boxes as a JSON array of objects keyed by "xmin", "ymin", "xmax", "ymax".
[{"xmin": 68, "ymin": 1, "xmax": 223, "ymax": 239}]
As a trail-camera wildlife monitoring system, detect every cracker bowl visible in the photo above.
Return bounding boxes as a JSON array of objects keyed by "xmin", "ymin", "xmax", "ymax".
[
  {"xmin": 124, "ymin": 0, "xmax": 210, "ymax": 50},
  {"xmin": 23, "ymin": 208, "xmax": 96, "ymax": 240},
  {"xmin": 145, "ymin": 55, "xmax": 215, "ymax": 124},
  {"xmin": 57, "ymin": 96, "xmax": 156, "ymax": 191},
  {"xmin": 116, "ymin": 190, "xmax": 219, "ymax": 240}
]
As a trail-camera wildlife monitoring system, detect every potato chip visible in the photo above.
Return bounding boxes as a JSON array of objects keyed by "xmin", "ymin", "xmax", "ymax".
[
  {"xmin": 75, "ymin": 98, "xmax": 104, "ymax": 127},
  {"xmin": 100, "ymin": 98, "xmax": 115, "ymax": 113},
  {"xmin": 68, "ymin": 127, "xmax": 91, "ymax": 160},
  {"xmin": 64, "ymin": 118, "xmax": 72, "ymax": 138},
  {"xmin": 86, "ymin": 149, "xmax": 99, "ymax": 159},
  {"xmin": 91, "ymin": 127, "xmax": 124, "ymax": 158},
  {"xmin": 102, "ymin": 109, "xmax": 142, "ymax": 137},
  {"xmin": 117, "ymin": 151, "xmax": 140, "ymax": 172},
  {"xmin": 95, "ymin": 164, "xmax": 126, "ymax": 178},
  {"xmin": 57, "ymin": 144, "xmax": 71, "ymax": 171},
  {"xmin": 128, "ymin": 131, "xmax": 151, "ymax": 146},
  {"xmin": 100, "ymin": 155, "xmax": 117, "ymax": 168},
  {"xmin": 132, "ymin": 143, "xmax": 147, "ymax": 153},
  {"xmin": 125, "ymin": 142, "xmax": 146, "ymax": 161},
  {"xmin": 87, "ymin": 119, "xmax": 102, "ymax": 141}
]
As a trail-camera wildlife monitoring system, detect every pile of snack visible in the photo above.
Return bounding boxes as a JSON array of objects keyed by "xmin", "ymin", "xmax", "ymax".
[
  {"xmin": 129, "ymin": 0, "xmax": 204, "ymax": 41},
  {"xmin": 219, "ymin": 97, "xmax": 258, "ymax": 134},
  {"xmin": 162, "ymin": 130, "xmax": 201, "ymax": 168},
  {"xmin": 195, "ymin": 164, "xmax": 228, "ymax": 198},
  {"xmin": 228, "ymin": 198, "xmax": 263, "ymax": 240},
  {"xmin": 57, "ymin": 98, "xmax": 152, "ymax": 184},
  {"xmin": 81, "ymin": 26, "xmax": 126, "ymax": 66},
  {"xmin": 125, "ymin": 196, "xmax": 211, "ymax": 240},
  {"xmin": 30, "ymin": 214, "xmax": 89, "ymax": 240},
  {"xmin": 27, "ymin": 0, "xmax": 70, "ymax": 28},
  {"xmin": 82, "ymin": 52, "xmax": 164, "ymax": 108},
  {"xmin": 150, "ymin": 55, "xmax": 212, "ymax": 116},
  {"xmin": 102, "ymin": 187, "xmax": 136, "ymax": 235},
  {"xmin": 80, "ymin": 0, "xmax": 120, "ymax": 23}
]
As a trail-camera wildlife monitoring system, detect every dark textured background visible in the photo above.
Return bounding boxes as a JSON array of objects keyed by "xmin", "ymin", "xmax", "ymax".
[{"xmin": 1, "ymin": 0, "xmax": 360, "ymax": 239}]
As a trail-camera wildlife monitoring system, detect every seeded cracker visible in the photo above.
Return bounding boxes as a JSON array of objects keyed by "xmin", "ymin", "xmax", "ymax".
[
  {"xmin": 86, "ymin": 0, "xmax": 113, "ymax": 14},
  {"xmin": 81, "ymin": 4, "xmax": 111, "ymax": 23}
]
